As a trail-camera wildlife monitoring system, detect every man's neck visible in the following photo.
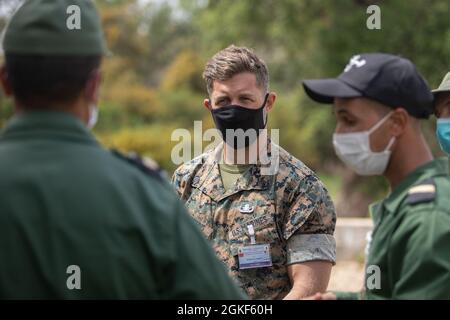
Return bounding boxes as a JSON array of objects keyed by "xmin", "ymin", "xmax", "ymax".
[
  {"xmin": 223, "ymin": 143, "xmax": 256, "ymax": 165},
  {"xmin": 15, "ymin": 98, "xmax": 89, "ymax": 125},
  {"xmin": 384, "ymin": 133, "xmax": 433, "ymax": 191},
  {"xmin": 223, "ymin": 131, "xmax": 268, "ymax": 165}
]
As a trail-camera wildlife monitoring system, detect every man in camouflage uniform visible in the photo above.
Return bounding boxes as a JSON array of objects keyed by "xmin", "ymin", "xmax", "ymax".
[{"xmin": 172, "ymin": 45, "xmax": 337, "ymax": 300}]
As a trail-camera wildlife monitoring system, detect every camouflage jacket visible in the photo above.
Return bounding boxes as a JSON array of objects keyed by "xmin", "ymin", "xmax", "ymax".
[{"xmin": 172, "ymin": 142, "xmax": 336, "ymax": 299}]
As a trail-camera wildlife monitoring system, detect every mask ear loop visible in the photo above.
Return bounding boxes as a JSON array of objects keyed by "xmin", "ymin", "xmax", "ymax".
[
  {"xmin": 368, "ymin": 111, "xmax": 396, "ymax": 153},
  {"xmin": 262, "ymin": 93, "xmax": 269, "ymax": 127},
  {"xmin": 383, "ymin": 136, "xmax": 396, "ymax": 152},
  {"xmin": 368, "ymin": 111, "xmax": 394, "ymax": 135}
]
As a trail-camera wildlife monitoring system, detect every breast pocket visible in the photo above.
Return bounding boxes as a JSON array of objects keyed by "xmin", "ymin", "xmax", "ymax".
[
  {"xmin": 227, "ymin": 210, "xmax": 289, "ymax": 299},
  {"xmin": 185, "ymin": 189, "xmax": 214, "ymax": 240},
  {"xmin": 228, "ymin": 205, "xmax": 285, "ymax": 266}
]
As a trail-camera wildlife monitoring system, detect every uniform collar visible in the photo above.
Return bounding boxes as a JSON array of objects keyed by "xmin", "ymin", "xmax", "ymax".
[
  {"xmin": 376, "ymin": 158, "xmax": 449, "ymax": 216},
  {"xmin": 192, "ymin": 141, "xmax": 274, "ymax": 202},
  {"xmin": 0, "ymin": 111, "xmax": 98, "ymax": 146}
]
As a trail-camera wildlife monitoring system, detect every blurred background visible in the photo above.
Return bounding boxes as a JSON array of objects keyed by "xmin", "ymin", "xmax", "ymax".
[{"xmin": 1, "ymin": 0, "xmax": 449, "ymax": 291}]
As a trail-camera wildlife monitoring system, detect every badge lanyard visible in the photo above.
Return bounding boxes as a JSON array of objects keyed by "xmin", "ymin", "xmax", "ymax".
[
  {"xmin": 244, "ymin": 172, "xmax": 285, "ymax": 245},
  {"xmin": 247, "ymin": 224, "xmax": 256, "ymax": 244},
  {"xmin": 238, "ymin": 174, "xmax": 278, "ymax": 270}
]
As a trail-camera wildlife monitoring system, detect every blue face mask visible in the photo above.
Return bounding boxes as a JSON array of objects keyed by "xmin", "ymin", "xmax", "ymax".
[{"xmin": 436, "ymin": 118, "xmax": 450, "ymax": 155}]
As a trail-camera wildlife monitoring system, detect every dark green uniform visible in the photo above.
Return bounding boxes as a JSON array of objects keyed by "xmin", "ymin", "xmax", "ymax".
[
  {"xmin": 0, "ymin": 0, "xmax": 244, "ymax": 299},
  {"xmin": 0, "ymin": 110, "xmax": 244, "ymax": 300},
  {"xmin": 336, "ymin": 158, "xmax": 450, "ymax": 299}
]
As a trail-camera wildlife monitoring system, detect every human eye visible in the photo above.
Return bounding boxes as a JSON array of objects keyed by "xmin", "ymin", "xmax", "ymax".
[{"xmin": 216, "ymin": 98, "xmax": 229, "ymax": 107}]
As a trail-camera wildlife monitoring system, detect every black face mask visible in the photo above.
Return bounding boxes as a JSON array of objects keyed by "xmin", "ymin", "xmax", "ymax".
[{"xmin": 211, "ymin": 94, "xmax": 269, "ymax": 149}]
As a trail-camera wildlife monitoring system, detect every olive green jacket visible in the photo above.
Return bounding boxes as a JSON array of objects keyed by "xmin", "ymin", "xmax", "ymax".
[
  {"xmin": 336, "ymin": 158, "xmax": 450, "ymax": 300},
  {"xmin": 0, "ymin": 112, "xmax": 245, "ymax": 299}
]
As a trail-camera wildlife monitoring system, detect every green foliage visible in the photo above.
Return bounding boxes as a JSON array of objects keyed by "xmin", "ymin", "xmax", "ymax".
[
  {"xmin": 98, "ymin": 124, "xmax": 180, "ymax": 173},
  {"xmin": 161, "ymin": 50, "xmax": 205, "ymax": 93}
]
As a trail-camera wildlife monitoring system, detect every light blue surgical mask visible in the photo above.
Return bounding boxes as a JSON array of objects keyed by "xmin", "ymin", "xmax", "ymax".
[{"xmin": 436, "ymin": 118, "xmax": 450, "ymax": 155}]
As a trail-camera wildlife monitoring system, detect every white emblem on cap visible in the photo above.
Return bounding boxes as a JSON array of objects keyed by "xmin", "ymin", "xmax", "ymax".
[{"xmin": 344, "ymin": 55, "xmax": 367, "ymax": 72}]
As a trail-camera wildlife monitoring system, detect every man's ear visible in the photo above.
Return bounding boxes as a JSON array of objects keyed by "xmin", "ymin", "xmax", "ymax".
[
  {"xmin": 390, "ymin": 108, "xmax": 409, "ymax": 137},
  {"xmin": 203, "ymin": 98, "xmax": 212, "ymax": 111},
  {"xmin": 265, "ymin": 92, "xmax": 277, "ymax": 112},
  {"xmin": 84, "ymin": 69, "xmax": 101, "ymax": 104},
  {"xmin": 0, "ymin": 66, "xmax": 13, "ymax": 97}
]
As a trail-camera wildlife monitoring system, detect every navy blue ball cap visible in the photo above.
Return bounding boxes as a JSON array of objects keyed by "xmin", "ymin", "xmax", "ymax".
[{"xmin": 302, "ymin": 53, "xmax": 434, "ymax": 119}]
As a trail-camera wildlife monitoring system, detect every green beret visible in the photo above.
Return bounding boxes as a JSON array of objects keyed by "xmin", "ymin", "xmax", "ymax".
[{"xmin": 2, "ymin": 0, "xmax": 109, "ymax": 56}]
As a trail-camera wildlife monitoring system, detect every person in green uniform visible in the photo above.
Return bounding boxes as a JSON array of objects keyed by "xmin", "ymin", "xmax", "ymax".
[
  {"xmin": 302, "ymin": 53, "xmax": 450, "ymax": 299},
  {"xmin": 433, "ymin": 72, "xmax": 450, "ymax": 154},
  {"xmin": 0, "ymin": 0, "xmax": 244, "ymax": 299}
]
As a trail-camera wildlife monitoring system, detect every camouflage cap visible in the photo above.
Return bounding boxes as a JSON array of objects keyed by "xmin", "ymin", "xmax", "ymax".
[
  {"xmin": 432, "ymin": 72, "xmax": 450, "ymax": 95},
  {"xmin": 2, "ymin": 0, "xmax": 109, "ymax": 56}
]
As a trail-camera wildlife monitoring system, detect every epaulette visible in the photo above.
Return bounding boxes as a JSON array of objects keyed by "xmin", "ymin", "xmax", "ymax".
[
  {"xmin": 406, "ymin": 178, "xmax": 436, "ymax": 205},
  {"xmin": 111, "ymin": 149, "xmax": 167, "ymax": 182}
]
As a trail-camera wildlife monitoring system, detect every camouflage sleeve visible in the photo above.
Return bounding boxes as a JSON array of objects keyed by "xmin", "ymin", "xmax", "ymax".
[
  {"xmin": 171, "ymin": 165, "xmax": 192, "ymax": 200},
  {"xmin": 286, "ymin": 233, "xmax": 336, "ymax": 265},
  {"xmin": 281, "ymin": 174, "xmax": 337, "ymax": 264},
  {"xmin": 282, "ymin": 174, "xmax": 336, "ymax": 238},
  {"xmin": 171, "ymin": 168, "xmax": 183, "ymax": 198}
]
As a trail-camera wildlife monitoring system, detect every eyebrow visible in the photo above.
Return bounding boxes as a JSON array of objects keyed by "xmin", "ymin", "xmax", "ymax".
[
  {"xmin": 214, "ymin": 92, "xmax": 257, "ymax": 100},
  {"xmin": 336, "ymin": 109, "xmax": 351, "ymax": 115},
  {"xmin": 238, "ymin": 93, "xmax": 256, "ymax": 99},
  {"xmin": 336, "ymin": 109, "xmax": 358, "ymax": 118},
  {"xmin": 214, "ymin": 95, "xmax": 229, "ymax": 100}
]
